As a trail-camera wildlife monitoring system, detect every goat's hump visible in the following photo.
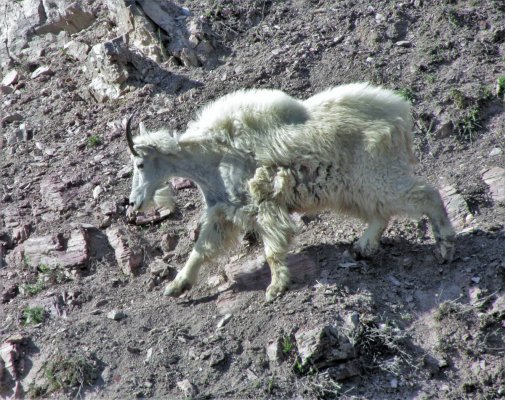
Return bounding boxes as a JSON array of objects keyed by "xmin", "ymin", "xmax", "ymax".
[{"xmin": 180, "ymin": 89, "xmax": 309, "ymax": 149}]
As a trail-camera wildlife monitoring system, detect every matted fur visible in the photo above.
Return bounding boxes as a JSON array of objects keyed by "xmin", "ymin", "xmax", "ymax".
[{"xmin": 126, "ymin": 83, "xmax": 455, "ymax": 302}]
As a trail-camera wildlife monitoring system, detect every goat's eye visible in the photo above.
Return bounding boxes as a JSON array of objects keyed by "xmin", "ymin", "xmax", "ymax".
[{"xmin": 137, "ymin": 163, "xmax": 144, "ymax": 169}]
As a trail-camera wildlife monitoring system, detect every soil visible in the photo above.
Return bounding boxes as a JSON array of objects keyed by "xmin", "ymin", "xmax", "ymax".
[{"xmin": 1, "ymin": 0, "xmax": 505, "ymax": 399}]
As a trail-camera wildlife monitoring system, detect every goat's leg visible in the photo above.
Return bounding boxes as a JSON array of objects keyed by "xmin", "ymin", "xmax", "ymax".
[
  {"xmin": 164, "ymin": 207, "xmax": 240, "ymax": 297},
  {"xmin": 404, "ymin": 182, "xmax": 456, "ymax": 262},
  {"xmin": 256, "ymin": 202, "xmax": 296, "ymax": 302},
  {"xmin": 352, "ymin": 217, "xmax": 389, "ymax": 258}
]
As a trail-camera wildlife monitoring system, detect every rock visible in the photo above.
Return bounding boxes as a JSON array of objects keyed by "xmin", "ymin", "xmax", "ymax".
[
  {"xmin": 0, "ymin": 85, "xmax": 14, "ymax": 95},
  {"xmin": 1, "ymin": 284, "xmax": 19, "ymax": 304},
  {"xmin": 375, "ymin": 13, "xmax": 386, "ymax": 24},
  {"xmin": 171, "ymin": 178, "xmax": 194, "ymax": 190},
  {"xmin": 161, "ymin": 233, "xmax": 178, "ymax": 253},
  {"xmin": 35, "ymin": 1, "xmax": 95, "ymax": 35},
  {"xmin": 1, "ymin": 70, "xmax": 19, "ymax": 86},
  {"xmin": 295, "ymin": 325, "xmax": 356, "ymax": 369},
  {"xmin": 482, "ymin": 167, "xmax": 505, "ymax": 205},
  {"xmin": 12, "ymin": 223, "xmax": 31, "ymax": 244},
  {"xmin": 489, "ymin": 148, "xmax": 503, "ymax": 157},
  {"xmin": 440, "ymin": 186, "xmax": 472, "ymax": 232},
  {"xmin": 1, "ymin": 113, "xmax": 23, "ymax": 126},
  {"xmin": 326, "ymin": 360, "xmax": 361, "ymax": 380},
  {"xmin": 133, "ymin": 208, "xmax": 173, "ymax": 225},
  {"xmin": 471, "ymin": 276, "xmax": 480, "ymax": 284},
  {"xmin": 266, "ymin": 338, "xmax": 284, "ymax": 364},
  {"xmin": 149, "ymin": 258, "xmax": 172, "ymax": 278},
  {"xmin": 106, "ymin": 227, "xmax": 143, "ymax": 275},
  {"xmin": 86, "ymin": 36, "xmax": 130, "ymax": 102},
  {"xmin": 40, "ymin": 175, "xmax": 74, "ymax": 211},
  {"xmin": 93, "ymin": 185, "xmax": 104, "ymax": 199},
  {"xmin": 30, "ymin": 66, "xmax": 54, "ymax": 79},
  {"xmin": 216, "ymin": 313, "xmax": 232, "ymax": 329},
  {"xmin": 22, "ymin": 229, "xmax": 90, "ymax": 269},
  {"xmin": 435, "ymin": 120, "xmax": 454, "ymax": 138},
  {"xmin": 64, "ymin": 40, "xmax": 91, "ymax": 62},
  {"xmin": 177, "ymin": 379, "xmax": 198, "ymax": 398},
  {"xmin": 395, "ymin": 40, "xmax": 412, "ymax": 47},
  {"xmin": 107, "ymin": 310, "xmax": 127, "ymax": 320}
]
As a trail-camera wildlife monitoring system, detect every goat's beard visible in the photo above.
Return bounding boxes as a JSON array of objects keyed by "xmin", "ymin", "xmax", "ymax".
[{"xmin": 153, "ymin": 185, "xmax": 176, "ymax": 211}]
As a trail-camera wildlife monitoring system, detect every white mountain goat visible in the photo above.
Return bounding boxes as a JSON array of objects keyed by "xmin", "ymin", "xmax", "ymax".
[{"xmin": 126, "ymin": 83, "xmax": 455, "ymax": 301}]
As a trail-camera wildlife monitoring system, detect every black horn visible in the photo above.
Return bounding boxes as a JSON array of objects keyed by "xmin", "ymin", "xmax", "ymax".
[{"xmin": 126, "ymin": 112, "xmax": 139, "ymax": 157}]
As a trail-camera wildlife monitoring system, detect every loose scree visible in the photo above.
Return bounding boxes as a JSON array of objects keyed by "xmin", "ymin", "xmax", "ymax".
[{"xmin": 125, "ymin": 83, "xmax": 455, "ymax": 302}]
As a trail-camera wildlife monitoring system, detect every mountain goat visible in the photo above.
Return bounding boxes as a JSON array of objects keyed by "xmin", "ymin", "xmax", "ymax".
[{"xmin": 126, "ymin": 83, "xmax": 455, "ymax": 302}]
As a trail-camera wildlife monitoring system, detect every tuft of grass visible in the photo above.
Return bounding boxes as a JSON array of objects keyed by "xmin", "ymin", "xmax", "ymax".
[
  {"xmin": 282, "ymin": 335, "xmax": 295, "ymax": 354},
  {"xmin": 497, "ymin": 76, "xmax": 505, "ymax": 98},
  {"xmin": 87, "ymin": 135, "xmax": 102, "ymax": 148},
  {"xmin": 397, "ymin": 88, "xmax": 415, "ymax": 103},
  {"xmin": 29, "ymin": 354, "xmax": 98, "ymax": 398},
  {"xmin": 22, "ymin": 306, "xmax": 46, "ymax": 325},
  {"xmin": 20, "ymin": 279, "xmax": 45, "ymax": 296},
  {"xmin": 456, "ymin": 106, "xmax": 481, "ymax": 143},
  {"xmin": 449, "ymin": 88, "xmax": 467, "ymax": 109}
]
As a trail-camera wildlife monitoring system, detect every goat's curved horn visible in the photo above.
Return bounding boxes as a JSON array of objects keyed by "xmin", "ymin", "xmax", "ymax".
[{"xmin": 126, "ymin": 113, "xmax": 139, "ymax": 157}]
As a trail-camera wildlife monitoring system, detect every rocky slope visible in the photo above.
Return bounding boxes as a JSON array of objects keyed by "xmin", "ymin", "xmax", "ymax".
[{"xmin": 1, "ymin": 0, "xmax": 504, "ymax": 399}]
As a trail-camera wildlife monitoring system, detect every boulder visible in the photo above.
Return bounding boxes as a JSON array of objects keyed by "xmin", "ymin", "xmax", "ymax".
[{"xmin": 482, "ymin": 167, "xmax": 505, "ymax": 205}]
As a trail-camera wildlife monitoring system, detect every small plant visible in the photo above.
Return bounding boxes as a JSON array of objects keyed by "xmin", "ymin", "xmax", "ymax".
[
  {"xmin": 497, "ymin": 76, "xmax": 505, "ymax": 98},
  {"xmin": 87, "ymin": 135, "xmax": 102, "ymax": 148},
  {"xmin": 22, "ymin": 306, "xmax": 46, "ymax": 325},
  {"xmin": 397, "ymin": 88, "xmax": 415, "ymax": 103},
  {"xmin": 20, "ymin": 279, "xmax": 45, "ymax": 296},
  {"xmin": 29, "ymin": 354, "xmax": 98, "ymax": 398},
  {"xmin": 449, "ymin": 88, "xmax": 466, "ymax": 109},
  {"xmin": 456, "ymin": 106, "xmax": 481, "ymax": 143},
  {"xmin": 282, "ymin": 335, "xmax": 295, "ymax": 354}
]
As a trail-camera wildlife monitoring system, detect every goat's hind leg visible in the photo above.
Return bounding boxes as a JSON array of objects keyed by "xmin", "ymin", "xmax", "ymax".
[
  {"xmin": 164, "ymin": 207, "xmax": 239, "ymax": 297},
  {"xmin": 404, "ymin": 182, "xmax": 455, "ymax": 262},
  {"xmin": 256, "ymin": 202, "xmax": 295, "ymax": 302}
]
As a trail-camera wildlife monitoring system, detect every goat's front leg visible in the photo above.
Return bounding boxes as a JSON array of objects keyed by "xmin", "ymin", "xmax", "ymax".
[{"xmin": 164, "ymin": 207, "xmax": 239, "ymax": 298}]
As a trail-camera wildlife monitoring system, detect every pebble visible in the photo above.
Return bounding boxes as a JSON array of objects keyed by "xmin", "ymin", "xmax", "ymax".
[
  {"xmin": 107, "ymin": 310, "xmax": 126, "ymax": 320},
  {"xmin": 1, "ymin": 70, "xmax": 19, "ymax": 86},
  {"xmin": 489, "ymin": 147, "xmax": 502, "ymax": 157},
  {"xmin": 395, "ymin": 40, "xmax": 412, "ymax": 47},
  {"xmin": 93, "ymin": 185, "xmax": 104, "ymax": 199},
  {"xmin": 216, "ymin": 313, "xmax": 232, "ymax": 329},
  {"xmin": 31, "ymin": 66, "xmax": 54, "ymax": 79},
  {"xmin": 471, "ymin": 276, "xmax": 481, "ymax": 284},
  {"xmin": 390, "ymin": 378, "xmax": 398, "ymax": 388}
]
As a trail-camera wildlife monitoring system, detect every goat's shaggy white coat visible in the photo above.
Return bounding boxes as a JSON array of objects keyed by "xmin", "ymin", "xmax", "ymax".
[{"xmin": 127, "ymin": 83, "xmax": 455, "ymax": 301}]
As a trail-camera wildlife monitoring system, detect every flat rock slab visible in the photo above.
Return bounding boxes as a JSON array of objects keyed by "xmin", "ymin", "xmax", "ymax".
[
  {"xmin": 440, "ymin": 185, "xmax": 472, "ymax": 232},
  {"xmin": 22, "ymin": 229, "xmax": 90, "ymax": 268},
  {"xmin": 482, "ymin": 167, "xmax": 505, "ymax": 205},
  {"xmin": 224, "ymin": 253, "xmax": 319, "ymax": 292},
  {"xmin": 217, "ymin": 253, "xmax": 319, "ymax": 313}
]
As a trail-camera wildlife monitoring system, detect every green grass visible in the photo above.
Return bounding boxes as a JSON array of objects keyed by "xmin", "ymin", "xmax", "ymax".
[
  {"xmin": 87, "ymin": 135, "xmax": 102, "ymax": 148},
  {"xmin": 456, "ymin": 107, "xmax": 481, "ymax": 143},
  {"xmin": 449, "ymin": 88, "xmax": 466, "ymax": 109},
  {"xmin": 497, "ymin": 76, "xmax": 505, "ymax": 97},
  {"xmin": 282, "ymin": 336, "xmax": 294, "ymax": 354},
  {"xmin": 397, "ymin": 88, "xmax": 415, "ymax": 103},
  {"xmin": 22, "ymin": 306, "xmax": 46, "ymax": 325},
  {"xmin": 29, "ymin": 354, "xmax": 98, "ymax": 398},
  {"xmin": 20, "ymin": 279, "xmax": 45, "ymax": 296}
]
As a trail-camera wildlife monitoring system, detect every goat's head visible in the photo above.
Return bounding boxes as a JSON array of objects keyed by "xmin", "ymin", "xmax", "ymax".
[{"xmin": 126, "ymin": 114, "xmax": 176, "ymax": 212}]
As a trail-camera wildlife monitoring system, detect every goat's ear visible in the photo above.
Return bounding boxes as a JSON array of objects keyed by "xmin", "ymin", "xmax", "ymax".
[{"xmin": 133, "ymin": 144, "xmax": 156, "ymax": 157}]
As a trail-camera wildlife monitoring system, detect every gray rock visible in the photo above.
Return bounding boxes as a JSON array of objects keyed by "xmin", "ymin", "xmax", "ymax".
[
  {"xmin": 107, "ymin": 309, "xmax": 126, "ymax": 320},
  {"xmin": 176, "ymin": 379, "xmax": 198, "ymax": 398},
  {"xmin": 1, "ymin": 113, "xmax": 23, "ymax": 126},
  {"xmin": 0, "ymin": 85, "xmax": 14, "ymax": 95},
  {"xmin": 63, "ymin": 40, "xmax": 90, "ymax": 62},
  {"xmin": 395, "ymin": 40, "xmax": 412, "ymax": 47},
  {"xmin": 295, "ymin": 325, "xmax": 356, "ymax": 369},
  {"xmin": 1, "ymin": 70, "xmax": 19, "ymax": 86},
  {"xmin": 489, "ymin": 147, "xmax": 503, "ymax": 157},
  {"xmin": 482, "ymin": 167, "xmax": 505, "ymax": 205},
  {"xmin": 30, "ymin": 66, "xmax": 54, "ymax": 79},
  {"xmin": 266, "ymin": 338, "xmax": 284, "ymax": 365},
  {"xmin": 440, "ymin": 186, "xmax": 472, "ymax": 232},
  {"xmin": 326, "ymin": 360, "xmax": 361, "ymax": 380},
  {"xmin": 216, "ymin": 313, "xmax": 232, "ymax": 329},
  {"xmin": 149, "ymin": 258, "xmax": 172, "ymax": 278}
]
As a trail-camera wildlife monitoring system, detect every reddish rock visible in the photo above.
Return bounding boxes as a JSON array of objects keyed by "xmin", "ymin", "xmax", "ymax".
[
  {"xmin": 106, "ymin": 227, "xmax": 143, "ymax": 275},
  {"xmin": 134, "ymin": 208, "xmax": 172, "ymax": 225},
  {"xmin": 22, "ymin": 229, "xmax": 90, "ymax": 269},
  {"xmin": 172, "ymin": 178, "xmax": 194, "ymax": 190},
  {"xmin": 12, "ymin": 224, "xmax": 31, "ymax": 244},
  {"xmin": 39, "ymin": 175, "xmax": 72, "ymax": 212}
]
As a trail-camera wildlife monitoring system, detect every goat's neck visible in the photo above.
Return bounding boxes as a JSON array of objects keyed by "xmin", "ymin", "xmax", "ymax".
[{"xmin": 159, "ymin": 145, "xmax": 225, "ymax": 205}]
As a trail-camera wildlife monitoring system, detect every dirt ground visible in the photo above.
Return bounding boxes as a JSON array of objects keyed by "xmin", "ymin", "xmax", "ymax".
[{"xmin": 1, "ymin": 0, "xmax": 504, "ymax": 399}]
